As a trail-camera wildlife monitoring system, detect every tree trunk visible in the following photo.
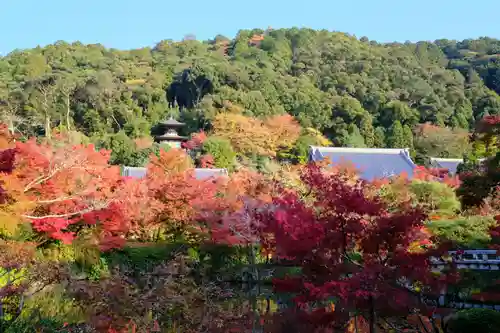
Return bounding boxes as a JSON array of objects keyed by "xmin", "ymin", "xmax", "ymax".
[
  {"xmin": 7, "ymin": 116, "xmax": 14, "ymax": 136},
  {"xmin": 45, "ymin": 113, "xmax": 51, "ymax": 140},
  {"xmin": 65, "ymin": 94, "xmax": 71, "ymax": 131},
  {"xmin": 369, "ymin": 296, "xmax": 376, "ymax": 333}
]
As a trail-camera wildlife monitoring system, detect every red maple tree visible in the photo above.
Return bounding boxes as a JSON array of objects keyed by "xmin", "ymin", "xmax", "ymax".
[
  {"xmin": 413, "ymin": 165, "xmax": 461, "ymax": 188},
  {"xmin": 255, "ymin": 163, "xmax": 452, "ymax": 332},
  {"xmin": 197, "ymin": 169, "xmax": 274, "ymax": 246},
  {"xmin": 182, "ymin": 130, "xmax": 207, "ymax": 150},
  {"xmin": 0, "ymin": 131, "xmax": 127, "ymax": 247}
]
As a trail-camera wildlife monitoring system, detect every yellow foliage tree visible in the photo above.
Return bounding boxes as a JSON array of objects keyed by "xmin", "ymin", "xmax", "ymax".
[
  {"xmin": 303, "ymin": 127, "xmax": 332, "ymax": 146},
  {"xmin": 212, "ymin": 113, "xmax": 301, "ymax": 157}
]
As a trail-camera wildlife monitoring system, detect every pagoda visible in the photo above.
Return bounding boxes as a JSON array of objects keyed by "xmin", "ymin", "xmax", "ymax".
[{"xmin": 154, "ymin": 117, "xmax": 188, "ymax": 149}]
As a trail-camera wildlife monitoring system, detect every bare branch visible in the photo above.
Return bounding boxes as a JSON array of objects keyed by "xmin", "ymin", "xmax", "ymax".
[
  {"xmin": 23, "ymin": 168, "xmax": 61, "ymax": 192},
  {"xmin": 22, "ymin": 200, "xmax": 110, "ymax": 220},
  {"xmin": 36, "ymin": 196, "xmax": 77, "ymax": 204}
]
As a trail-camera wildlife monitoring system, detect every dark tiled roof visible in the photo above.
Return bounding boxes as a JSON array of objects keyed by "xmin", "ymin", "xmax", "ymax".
[
  {"xmin": 121, "ymin": 166, "xmax": 228, "ymax": 180},
  {"xmin": 309, "ymin": 146, "xmax": 417, "ymax": 180},
  {"xmin": 159, "ymin": 117, "xmax": 185, "ymax": 127},
  {"xmin": 429, "ymin": 158, "xmax": 463, "ymax": 175}
]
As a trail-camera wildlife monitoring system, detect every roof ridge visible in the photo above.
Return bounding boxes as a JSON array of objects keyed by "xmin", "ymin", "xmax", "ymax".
[
  {"xmin": 309, "ymin": 146, "xmax": 410, "ymax": 155},
  {"xmin": 429, "ymin": 157, "xmax": 464, "ymax": 162},
  {"xmin": 121, "ymin": 166, "xmax": 228, "ymax": 179},
  {"xmin": 123, "ymin": 166, "xmax": 146, "ymax": 169},
  {"xmin": 399, "ymin": 149, "xmax": 417, "ymax": 170},
  {"xmin": 122, "ymin": 166, "xmax": 228, "ymax": 171}
]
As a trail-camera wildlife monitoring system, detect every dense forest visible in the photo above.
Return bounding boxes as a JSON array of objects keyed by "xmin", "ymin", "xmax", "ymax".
[{"xmin": 1, "ymin": 28, "xmax": 500, "ymax": 166}]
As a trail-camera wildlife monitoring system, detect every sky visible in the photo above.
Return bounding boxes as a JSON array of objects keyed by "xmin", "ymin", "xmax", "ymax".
[{"xmin": 1, "ymin": 0, "xmax": 500, "ymax": 54}]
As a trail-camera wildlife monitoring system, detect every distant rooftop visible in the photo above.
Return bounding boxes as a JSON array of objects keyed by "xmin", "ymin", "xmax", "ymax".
[
  {"xmin": 122, "ymin": 166, "xmax": 228, "ymax": 180},
  {"xmin": 429, "ymin": 157, "xmax": 464, "ymax": 175},
  {"xmin": 309, "ymin": 146, "xmax": 417, "ymax": 180}
]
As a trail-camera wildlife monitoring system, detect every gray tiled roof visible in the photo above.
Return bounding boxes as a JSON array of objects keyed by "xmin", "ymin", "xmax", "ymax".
[
  {"xmin": 192, "ymin": 168, "xmax": 228, "ymax": 179},
  {"xmin": 309, "ymin": 146, "xmax": 417, "ymax": 180},
  {"xmin": 429, "ymin": 158, "xmax": 463, "ymax": 175},
  {"xmin": 121, "ymin": 166, "xmax": 228, "ymax": 180},
  {"xmin": 122, "ymin": 166, "xmax": 147, "ymax": 179}
]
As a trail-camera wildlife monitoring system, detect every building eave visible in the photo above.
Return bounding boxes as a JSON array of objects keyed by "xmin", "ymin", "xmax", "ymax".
[{"xmin": 309, "ymin": 145, "xmax": 412, "ymax": 155}]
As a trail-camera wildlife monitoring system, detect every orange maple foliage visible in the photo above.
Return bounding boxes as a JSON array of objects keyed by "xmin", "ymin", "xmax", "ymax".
[
  {"xmin": 263, "ymin": 114, "xmax": 302, "ymax": 152},
  {"xmin": 122, "ymin": 148, "xmax": 220, "ymax": 242},
  {"xmin": 113, "ymin": 178, "xmax": 163, "ymax": 241},
  {"xmin": 199, "ymin": 154, "xmax": 215, "ymax": 168},
  {"xmin": 0, "ymin": 123, "xmax": 16, "ymax": 149},
  {"xmin": 147, "ymin": 148, "xmax": 193, "ymax": 177},
  {"xmin": 414, "ymin": 123, "xmax": 469, "ymax": 152}
]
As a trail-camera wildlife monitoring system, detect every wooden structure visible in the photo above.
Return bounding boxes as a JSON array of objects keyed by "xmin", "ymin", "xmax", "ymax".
[
  {"xmin": 432, "ymin": 249, "xmax": 500, "ymax": 271},
  {"xmin": 431, "ymin": 250, "xmax": 500, "ymax": 310},
  {"xmin": 154, "ymin": 117, "xmax": 188, "ymax": 149}
]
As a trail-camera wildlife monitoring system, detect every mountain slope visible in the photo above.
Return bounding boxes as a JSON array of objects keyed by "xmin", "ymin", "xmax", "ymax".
[{"xmin": 0, "ymin": 28, "xmax": 499, "ymax": 152}]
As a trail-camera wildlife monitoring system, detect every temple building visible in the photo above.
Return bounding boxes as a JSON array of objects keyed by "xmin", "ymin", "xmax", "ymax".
[
  {"xmin": 154, "ymin": 117, "xmax": 188, "ymax": 149},
  {"xmin": 309, "ymin": 146, "xmax": 417, "ymax": 180},
  {"xmin": 429, "ymin": 157, "xmax": 463, "ymax": 175}
]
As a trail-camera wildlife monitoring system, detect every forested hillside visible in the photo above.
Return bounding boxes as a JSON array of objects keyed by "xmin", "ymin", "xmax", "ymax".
[{"xmin": 1, "ymin": 28, "xmax": 499, "ymax": 162}]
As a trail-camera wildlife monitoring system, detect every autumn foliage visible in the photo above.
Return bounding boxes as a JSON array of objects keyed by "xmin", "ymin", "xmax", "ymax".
[
  {"xmin": 212, "ymin": 113, "xmax": 301, "ymax": 157},
  {"xmin": 138, "ymin": 149, "xmax": 220, "ymax": 241},
  {"xmin": 413, "ymin": 165, "xmax": 461, "ymax": 188},
  {"xmin": 254, "ymin": 163, "xmax": 452, "ymax": 332},
  {"xmin": 458, "ymin": 115, "xmax": 500, "ymax": 208},
  {"xmin": 198, "ymin": 169, "xmax": 274, "ymax": 245},
  {"xmin": 0, "ymin": 132, "xmax": 126, "ymax": 246},
  {"xmin": 182, "ymin": 130, "xmax": 208, "ymax": 150}
]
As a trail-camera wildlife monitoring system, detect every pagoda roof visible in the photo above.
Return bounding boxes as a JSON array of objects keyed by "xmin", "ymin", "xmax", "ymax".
[{"xmin": 158, "ymin": 117, "xmax": 185, "ymax": 127}]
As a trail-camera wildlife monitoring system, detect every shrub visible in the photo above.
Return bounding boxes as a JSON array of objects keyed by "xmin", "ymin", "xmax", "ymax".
[
  {"xmin": 201, "ymin": 136, "xmax": 236, "ymax": 169},
  {"xmin": 409, "ymin": 180, "xmax": 461, "ymax": 216},
  {"xmin": 447, "ymin": 308, "xmax": 500, "ymax": 333},
  {"xmin": 426, "ymin": 215, "xmax": 496, "ymax": 248}
]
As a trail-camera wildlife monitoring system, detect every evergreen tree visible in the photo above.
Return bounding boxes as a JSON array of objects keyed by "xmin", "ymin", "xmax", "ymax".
[
  {"xmin": 403, "ymin": 124, "xmax": 414, "ymax": 150},
  {"xmin": 345, "ymin": 124, "xmax": 366, "ymax": 148},
  {"xmin": 387, "ymin": 121, "xmax": 405, "ymax": 148},
  {"xmin": 374, "ymin": 127, "xmax": 386, "ymax": 148},
  {"xmin": 360, "ymin": 116, "xmax": 375, "ymax": 147}
]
